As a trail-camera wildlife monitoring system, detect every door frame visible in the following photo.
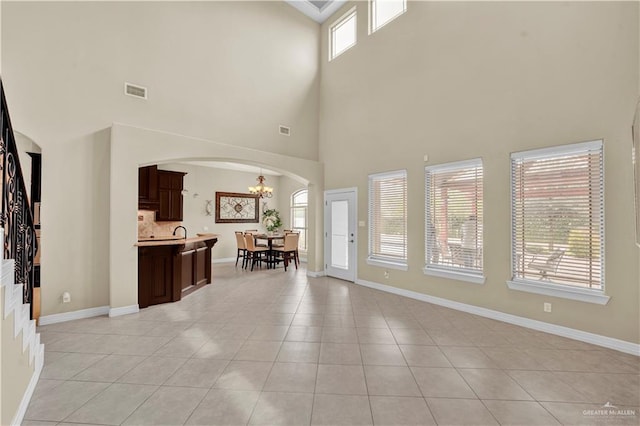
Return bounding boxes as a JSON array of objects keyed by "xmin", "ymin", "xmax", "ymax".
[{"xmin": 324, "ymin": 187, "xmax": 358, "ymax": 282}]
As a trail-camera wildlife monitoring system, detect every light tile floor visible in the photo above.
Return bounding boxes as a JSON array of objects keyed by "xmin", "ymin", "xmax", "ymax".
[{"xmin": 25, "ymin": 263, "xmax": 639, "ymax": 425}]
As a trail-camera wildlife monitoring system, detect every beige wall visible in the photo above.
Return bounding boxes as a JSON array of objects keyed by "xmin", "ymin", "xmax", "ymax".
[
  {"xmin": 320, "ymin": 1, "xmax": 640, "ymax": 343},
  {"xmin": 1, "ymin": 289, "xmax": 34, "ymax": 426},
  {"xmin": 159, "ymin": 162, "xmax": 288, "ymax": 260},
  {"xmin": 109, "ymin": 123, "xmax": 323, "ymax": 310},
  {"xmin": 1, "ymin": 1, "xmax": 320, "ymax": 316}
]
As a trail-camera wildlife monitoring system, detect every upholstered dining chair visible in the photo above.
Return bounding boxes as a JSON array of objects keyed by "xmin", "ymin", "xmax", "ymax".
[
  {"xmin": 234, "ymin": 231, "xmax": 247, "ymax": 268},
  {"xmin": 272, "ymin": 230, "xmax": 291, "ymax": 248},
  {"xmin": 245, "ymin": 229, "xmax": 267, "ymax": 247},
  {"xmin": 244, "ymin": 233, "xmax": 269, "ymax": 270},
  {"xmin": 273, "ymin": 232, "xmax": 299, "ymax": 271}
]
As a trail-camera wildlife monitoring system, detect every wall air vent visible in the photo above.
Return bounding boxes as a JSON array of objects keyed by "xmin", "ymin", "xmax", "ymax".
[
  {"xmin": 279, "ymin": 125, "xmax": 291, "ymax": 136},
  {"xmin": 124, "ymin": 82, "xmax": 147, "ymax": 99}
]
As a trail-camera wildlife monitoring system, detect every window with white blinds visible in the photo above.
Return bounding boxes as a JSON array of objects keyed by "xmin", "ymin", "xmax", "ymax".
[
  {"xmin": 424, "ymin": 159, "xmax": 484, "ymax": 282},
  {"xmin": 510, "ymin": 141, "xmax": 604, "ymax": 292},
  {"xmin": 368, "ymin": 170, "xmax": 408, "ymax": 269}
]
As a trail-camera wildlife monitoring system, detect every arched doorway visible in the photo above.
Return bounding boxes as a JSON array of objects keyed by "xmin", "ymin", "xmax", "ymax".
[{"xmin": 109, "ymin": 123, "xmax": 323, "ymax": 315}]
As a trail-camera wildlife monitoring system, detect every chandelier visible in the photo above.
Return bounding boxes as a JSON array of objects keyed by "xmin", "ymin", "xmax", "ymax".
[{"xmin": 248, "ymin": 175, "xmax": 273, "ymax": 198}]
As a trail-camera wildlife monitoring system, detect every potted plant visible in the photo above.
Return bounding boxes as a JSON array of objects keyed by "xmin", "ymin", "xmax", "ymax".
[{"xmin": 262, "ymin": 208, "xmax": 282, "ymax": 235}]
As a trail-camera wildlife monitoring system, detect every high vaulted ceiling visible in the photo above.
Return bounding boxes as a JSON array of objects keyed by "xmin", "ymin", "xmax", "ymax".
[{"xmin": 285, "ymin": 0, "xmax": 347, "ymax": 23}]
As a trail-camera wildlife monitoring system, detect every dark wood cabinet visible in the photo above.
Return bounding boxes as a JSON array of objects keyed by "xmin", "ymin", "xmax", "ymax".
[
  {"xmin": 180, "ymin": 248, "xmax": 195, "ymax": 291},
  {"xmin": 138, "ymin": 245, "xmax": 179, "ymax": 308},
  {"xmin": 156, "ymin": 170, "xmax": 186, "ymax": 221},
  {"xmin": 138, "ymin": 236, "xmax": 217, "ymax": 309},
  {"xmin": 138, "ymin": 165, "xmax": 159, "ymax": 210}
]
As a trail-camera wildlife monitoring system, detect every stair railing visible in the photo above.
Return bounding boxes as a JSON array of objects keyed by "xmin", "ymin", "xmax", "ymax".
[{"xmin": 0, "ymin": 78, "xmax": 38, "ymax": 318}]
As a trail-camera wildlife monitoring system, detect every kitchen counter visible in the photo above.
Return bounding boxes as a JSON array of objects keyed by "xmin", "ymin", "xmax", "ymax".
[
  {"xmin": 137, "ymin": 234, "xmax": 218, "ymax": 308},
  {"xmin": 136, "ymin": 234, "xmax": 219, "ymax": 247}
]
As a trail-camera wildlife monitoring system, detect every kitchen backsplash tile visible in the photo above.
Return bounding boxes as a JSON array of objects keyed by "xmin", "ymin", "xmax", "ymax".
[{"xmin": 138, "ymin": 210, "xmax": 181, "ymax": 238}]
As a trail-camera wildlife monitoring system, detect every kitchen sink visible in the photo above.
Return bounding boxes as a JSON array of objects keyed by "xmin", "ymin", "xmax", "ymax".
[{"xmin": 138, "ymin": 235, "xmax": 186, "ymax": 242}]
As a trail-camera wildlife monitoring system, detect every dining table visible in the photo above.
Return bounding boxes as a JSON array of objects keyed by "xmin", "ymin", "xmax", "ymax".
[{"xmin": 253, "ymin": 233, "xmax": 284, "ymax": 268}]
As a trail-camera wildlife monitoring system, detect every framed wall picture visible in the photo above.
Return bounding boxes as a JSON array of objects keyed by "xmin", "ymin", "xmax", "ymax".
[
  {"xmin": 215, "ymin": 192, "xmax": 259, "ymax": 223},
  {"xmin": 633, "ymin": 99, "xmax": 640, "ymax": 247}
]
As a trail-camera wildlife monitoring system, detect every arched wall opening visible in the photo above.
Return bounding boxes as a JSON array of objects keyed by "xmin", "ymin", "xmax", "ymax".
[{"xmin": 109, "ymin": 123, "xmax": 324, "ymax": 312}]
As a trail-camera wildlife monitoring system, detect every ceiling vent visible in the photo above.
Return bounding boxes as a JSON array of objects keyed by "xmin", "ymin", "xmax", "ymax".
[
  {"xmin": 124, "ymin": 82, "xmax": 147, "ymax": 99},
  {"xmin": 279, "ymin": 125, "xmax": 291, "ymax": 136}
]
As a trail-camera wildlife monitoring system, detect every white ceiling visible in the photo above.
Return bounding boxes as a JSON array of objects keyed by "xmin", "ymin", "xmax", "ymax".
[{"xmin": 285, "ymin": 0, "xmax": 347, "ymax": 23}]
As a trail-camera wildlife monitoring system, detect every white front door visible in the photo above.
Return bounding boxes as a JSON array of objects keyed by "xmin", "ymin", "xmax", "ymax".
[{"xmin": 324, "ymin": 188, "xmax": 357, "ymax": 282}]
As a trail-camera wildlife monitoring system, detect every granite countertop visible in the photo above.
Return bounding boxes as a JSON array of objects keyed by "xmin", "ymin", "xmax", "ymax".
[{"xmin": 135, "ymin": 233, "xmax": 219, "ymax": 247}]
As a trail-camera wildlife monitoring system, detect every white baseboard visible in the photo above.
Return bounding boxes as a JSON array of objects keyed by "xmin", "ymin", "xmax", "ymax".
[
  {"xmin": 12, "ymin": 344, "xmax": 44, "ymax": 426},
  {"xmin": 39, "ymin": 306, "xmax": 110, "ymax": 326},
  {"xmin": 109, "ymin": 304, "xmax": 139, "ymax": 317},
  {"xmin": 307, "ymin": 270, "xmax": 325, "ymax": 278},
  {"xmin": 355, "ymin": 278, "xmax": 640, "ymax": 356},
  {"xmin": 213, "ymin": 257, "xmax": 236, "ymax": 264}
]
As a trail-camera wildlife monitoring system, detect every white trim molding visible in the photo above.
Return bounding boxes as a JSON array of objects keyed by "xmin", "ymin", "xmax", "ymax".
[
  {"xmin": 39, "ymin": 306, "xmax": 110, "ymax": 326},
  {"xmin": 355, "ymin": 278, "xmax": 639, "ymax": 356},
  {"xmin": 12, "ymin": 344, "xmax": 44, "ymax": 426},
  {"xmin": 507, "ymin": 279, "xmax": 610, "ymax": 305},
  {"xmin": 307, "ymin": 270, "xmax": 326, "ymax": 278},
  {"xmin": 109, "ymin": 304, "xmax": 140, "ymax": 318}
]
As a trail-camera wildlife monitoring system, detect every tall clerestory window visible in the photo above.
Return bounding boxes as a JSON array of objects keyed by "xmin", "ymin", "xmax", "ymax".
[
  {"xmin": 370, "ymin": 0, "xmax": 407, "ymax": 34},
  {"xmin": 330, "ymin": 7, "xmax": 357, "ymax": 60}
]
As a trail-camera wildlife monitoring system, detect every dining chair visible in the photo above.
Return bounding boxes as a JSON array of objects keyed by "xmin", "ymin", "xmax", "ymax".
[
  {"xmin": 273, "ymin": 232, "xmax": 299, "ymax": 271},
  {"xmin": 285, "ymin": 231, "xmax": 300, "ymax": 267},
  {"xmin": 244, "ymin": 233, "xmax": 269, "ymax": 270},
  {"xmin": 234, "ymin": 231, "xmax": 247, "ymax": 268},
  {"xmin": 272, "ymin": 229, "xmax": 291, "ymax": 248},
  {"xmin": 245, "ymin": 229, "xmax": 268, "ymax": 247}
]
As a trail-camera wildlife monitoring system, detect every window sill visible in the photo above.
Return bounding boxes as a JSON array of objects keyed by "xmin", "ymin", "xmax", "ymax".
[
  {"xmin": 507, "ymin": 279, "xmax": 610, "ymax": 305},
  {"xmin": 367, "ymin": 257, "xmax": 408, "ymax": 271},
  {"xmin": 423, "ymin": 267, "xmax": 485, "ymax": 285}
]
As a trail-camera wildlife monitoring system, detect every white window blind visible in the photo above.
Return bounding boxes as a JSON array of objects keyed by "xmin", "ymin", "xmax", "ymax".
[
  {"xmin": 330, "ymin": 7, "xmax": 357, "ymax": 60},
  {"xmin": 511, "ymin": 141, "xmax": 604, "ymax": 290},
  {"xmin": 368, "ymin": 170, "xmax": 407, "ymax": 266},
  {"xmin": 425, "ymin": 159, "xmax": 484, "ymax": 278}
]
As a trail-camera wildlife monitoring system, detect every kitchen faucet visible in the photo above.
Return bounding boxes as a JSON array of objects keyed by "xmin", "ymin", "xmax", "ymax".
[{"xmin": 173, "ymin": 226, "xmax": 187, "ymax": 239}]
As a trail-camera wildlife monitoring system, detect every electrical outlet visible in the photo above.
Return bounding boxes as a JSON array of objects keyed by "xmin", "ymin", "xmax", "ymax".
[
  {"xmin": 62, "ymin": 292, "xmax": 71, "ymax": 303},
  {"xmin": 543, "ymin": 302, "xmax": 552, "ymax": 313},
  {"xmin": 384, "ymin": 271, "xmax": 389, "ymax": 279}
]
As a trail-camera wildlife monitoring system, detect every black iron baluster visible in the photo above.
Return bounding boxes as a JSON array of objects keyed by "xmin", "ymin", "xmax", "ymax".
[{"xmin": 0, "ymin": 78, "xmax": 38, "ymax": 318}]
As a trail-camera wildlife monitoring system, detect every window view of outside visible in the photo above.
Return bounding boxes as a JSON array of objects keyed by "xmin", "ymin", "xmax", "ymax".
[
  {"xmin": 369, "ymin": 171, "xmax": 407, "ymax": 264},
  {"xmin": 511, "ymin": 143, "xmax": 604, "ymax": 290},
  {"xmin": 291, "ymin": 189, "xmax": 307, "ymax": 252},
  {"xmin": 331, "ymin": 8, "xmax": 357, "ymax": 60},
  {"xmin": 425, "ymin": 161, "xmax": 483, "ymax": 275}
]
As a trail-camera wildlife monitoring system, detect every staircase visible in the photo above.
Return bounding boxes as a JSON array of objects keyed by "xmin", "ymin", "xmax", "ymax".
[{"xmin": 0, "ymin": 77, "xmax": 44, "ymax": 425}]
